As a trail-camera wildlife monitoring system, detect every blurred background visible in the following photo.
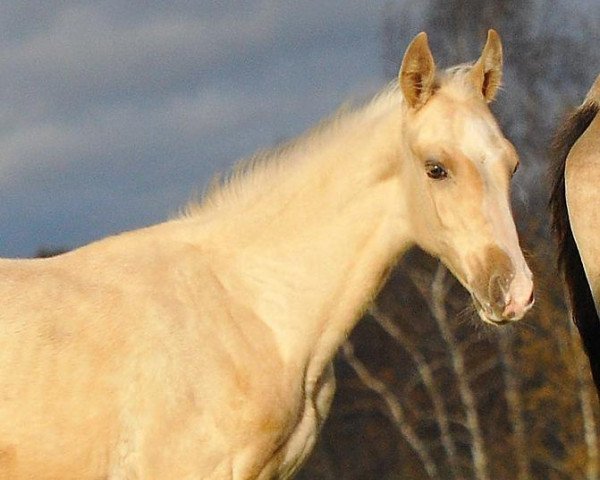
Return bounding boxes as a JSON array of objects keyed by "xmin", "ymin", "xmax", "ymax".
[{"xmin": 1, "ymin": 1, "xmax": 600, "ymax": 479}]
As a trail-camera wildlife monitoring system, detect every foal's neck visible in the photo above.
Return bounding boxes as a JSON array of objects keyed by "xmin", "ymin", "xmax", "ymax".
[{"xmin": 199, "ymin": 91, "xmax": 412, "ymax": 379}]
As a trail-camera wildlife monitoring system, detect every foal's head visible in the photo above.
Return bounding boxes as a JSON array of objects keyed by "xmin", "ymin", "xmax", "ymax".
[{"xmin": 399, "ymin": 30, "xmax": 533, "ymax": 325}]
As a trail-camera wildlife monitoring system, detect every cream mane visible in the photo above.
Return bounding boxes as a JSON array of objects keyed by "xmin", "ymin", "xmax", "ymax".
[
  {"xmin": 183, "ymin": 82, "xmax": 405, "ymax": 217},
  {"xmin": 183, "ymin": 66, "xmax": 482, "ymax": 220}
]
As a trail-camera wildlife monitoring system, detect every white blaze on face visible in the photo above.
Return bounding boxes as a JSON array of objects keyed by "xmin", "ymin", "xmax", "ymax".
[{"xmin": 462, "ymin": 116, "xmax": 534, "ymax": 319}]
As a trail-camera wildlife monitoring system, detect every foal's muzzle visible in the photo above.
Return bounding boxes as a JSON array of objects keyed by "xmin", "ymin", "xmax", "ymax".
[{"xmin": 473, "ymin": 272, "xmax": 534, "ymax": 325}]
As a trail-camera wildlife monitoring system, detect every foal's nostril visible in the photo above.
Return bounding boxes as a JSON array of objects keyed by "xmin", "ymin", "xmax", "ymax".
[{"xmin": 488, "ymin": 274, "xmax": 507, "ymax": 310}]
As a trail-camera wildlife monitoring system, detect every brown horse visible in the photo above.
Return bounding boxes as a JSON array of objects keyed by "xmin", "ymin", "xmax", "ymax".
[
  {"xmin": 0, "ymin": 31, "xmax": 532, "ymax": 479},
  {"xmin": 551, "ymin": 74, "xmax": 600, "ymax": 399}
]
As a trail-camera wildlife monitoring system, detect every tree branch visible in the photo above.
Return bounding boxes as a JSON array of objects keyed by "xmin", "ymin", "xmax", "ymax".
[{"xmin": 341, "ymin": 341, "xmax": 439, "ymax": 479}]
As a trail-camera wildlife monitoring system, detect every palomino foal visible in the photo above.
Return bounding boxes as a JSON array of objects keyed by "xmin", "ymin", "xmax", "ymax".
[
  {"xmin": 551, "ymin": 73, "xmax": 600, "ymax": 400},
  {"xmin": 0, "ymin": 31, "xmax": 532, "ymax": 479}
]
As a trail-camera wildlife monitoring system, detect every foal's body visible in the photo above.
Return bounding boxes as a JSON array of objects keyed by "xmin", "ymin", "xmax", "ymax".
[
  {"xmin": 0, "ymin": 227, "xmax": 323, "ymax": 478},
  {"xmin": 0, "ymin": 95, "xmax": 404, "ymax": 478},
  {"xmin": 0, "ymin": 32, "xmax": 533, "ymax": 479}
]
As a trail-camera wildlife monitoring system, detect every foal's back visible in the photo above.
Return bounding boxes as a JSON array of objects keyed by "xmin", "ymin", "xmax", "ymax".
[
  {"xmin": 0, "ymin": 223, "xmax": 294, "ymax": 478},
  {"xmin": 0, "ymin": 241, "xmax": 145, "ymax": 477}
]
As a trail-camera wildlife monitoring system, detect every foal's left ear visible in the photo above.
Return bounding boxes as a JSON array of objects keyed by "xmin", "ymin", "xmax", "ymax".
[
  {"xmin": 399, "ymin": 32, "xmax": 437, "ymax": 109},
  {"xmin": 471, "ymin": 29, "xmax": 503, "ymax": 103}
]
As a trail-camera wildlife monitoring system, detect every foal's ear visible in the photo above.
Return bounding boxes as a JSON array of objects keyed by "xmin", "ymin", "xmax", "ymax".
[
  {"xmin": 399, "ymin": 32, "xmax": 436, "ymax": 109},
  {"xmin": 471, "ymin": 29, "xmax": 503, "ymax": 103}
]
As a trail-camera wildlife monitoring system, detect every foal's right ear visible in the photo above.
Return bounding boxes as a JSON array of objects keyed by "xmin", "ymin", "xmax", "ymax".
[{"xmin": 399, "ymin": 32, "xmax": 436, "ymax": 109}]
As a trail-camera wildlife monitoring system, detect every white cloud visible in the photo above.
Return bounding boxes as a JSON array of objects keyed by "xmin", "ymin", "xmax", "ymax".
[{"xmin": 0, "ymin": 4, "xmax": 276, "ymax": 107}]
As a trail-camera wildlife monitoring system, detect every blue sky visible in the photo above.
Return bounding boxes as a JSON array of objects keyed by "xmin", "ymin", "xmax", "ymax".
[
  {"xmin": 0, "ymin": 1, "xmax": 389, "ymax": 257},
  {"xmin": 1, "ymin": 1, "xmax": 597, "ymax": 257}
]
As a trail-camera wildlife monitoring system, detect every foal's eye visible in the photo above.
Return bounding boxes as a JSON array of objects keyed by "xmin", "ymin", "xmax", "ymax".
[
  {"xmin": 512, "ymin": 162, "xmax": 520, "ymax": 176},
  {"xmin": 425, "ymin": 162, "xmax": 448, "ymax": 180}
]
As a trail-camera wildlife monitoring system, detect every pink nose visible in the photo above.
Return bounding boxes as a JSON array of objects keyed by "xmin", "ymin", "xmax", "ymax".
[{"xmin": 502, "ymin": 285, "xmax": 535, "ymax": 320}]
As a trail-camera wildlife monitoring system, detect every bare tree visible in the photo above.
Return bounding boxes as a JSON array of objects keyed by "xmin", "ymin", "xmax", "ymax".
[
  {"xmin": 341, "ymin": 341, "xmax": 439, "ymax": 479},
  {"xmin": 498, "ymin": 331, "xmax": 530, "ymax": 480},
  {"xmin": 369, "ymin": 305, "xmax": 463, "ymax": 479},
  {"xmin": 414, "ymin": 265, "xmax": 489, "ymax": 480}
]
